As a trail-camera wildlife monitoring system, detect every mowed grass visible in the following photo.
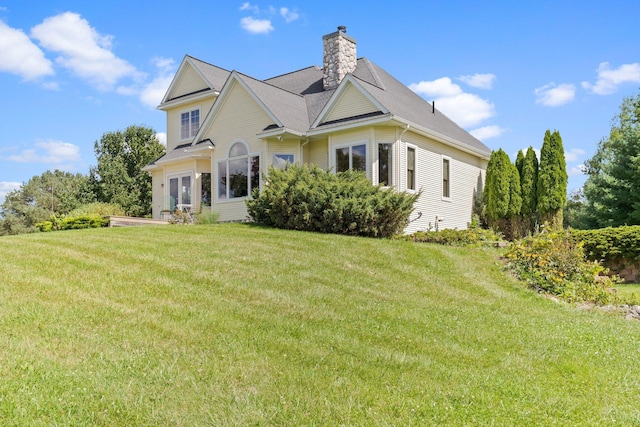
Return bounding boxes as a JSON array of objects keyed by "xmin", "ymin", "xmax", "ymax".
[{"xmin": 0, "ymin": 224, "xmax": 639, "ymax": 426}]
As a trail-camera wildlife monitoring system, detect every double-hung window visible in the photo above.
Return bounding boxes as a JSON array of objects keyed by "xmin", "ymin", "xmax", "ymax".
[
  {"xmin": 378, "ymin": 143, "xmax": 392, "ymax": 186},
  {"xmin": 218, "ymin": 141, "xmax": 260, "ymax": 200},
  {"xmin": 180, "ymin": 109, "xmax": 200, "ymax": 140},
  {"xmin": 442, "ymin": 156, "xmax": 451, "ymax": 200},
  {"xmin": 335, "ymin": 143, "xmax": 366, "ymax": 173},
  {"xmin": 406, "ymin": 146, "xmax": 416, "ymax": 191}
]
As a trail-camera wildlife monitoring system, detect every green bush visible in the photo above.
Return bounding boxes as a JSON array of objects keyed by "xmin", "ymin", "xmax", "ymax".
[
  {"xmin": 504, "ymin": 231, "xmax": 620, "ymax": 305},
  {"xmin": 407, "ymin": 225, "xmax": 502, "ymax": 247},
  {"xmin": 570, "ymin": 225, "xmax": 640, "ymax": 262},
  {"xmin": 246, "ymin": 164, "xmax": 419, "ymax": 238},
  {"xmin": 36, "ymin": 214, "xmax": 109, "ymax": 232}
]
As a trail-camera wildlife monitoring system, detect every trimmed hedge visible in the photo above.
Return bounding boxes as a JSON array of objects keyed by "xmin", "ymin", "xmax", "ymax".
[
  {"xmin": 571, "ymin": 225, "xmax": 640, "ymax": 262},
  {"xmin": 246, "ymin": 164, "xmax": 419, "ymax": 238},
  {"xmin": 36, "ymin": 214, "xmax": 109, "ymax": 232}
]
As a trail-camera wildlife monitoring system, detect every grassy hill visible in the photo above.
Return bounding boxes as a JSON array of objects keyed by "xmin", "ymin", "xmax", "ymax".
[{"xmin": 0, "ymin": 224, "xmax": 639, "ymax": 425}]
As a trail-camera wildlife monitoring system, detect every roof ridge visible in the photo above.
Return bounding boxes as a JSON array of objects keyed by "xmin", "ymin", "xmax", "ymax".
[
  {"xmin": 264, "ymin": 64, "xmax": 322, "ymax": 81},
  {"xmin": 234, "ymin": 70, "xmax": 306, "ymax": 99}
]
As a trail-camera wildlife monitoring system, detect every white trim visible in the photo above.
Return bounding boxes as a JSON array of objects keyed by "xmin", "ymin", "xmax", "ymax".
[
  {"xmin": 271, "ymin": 153, "xmax": 296, "ymax": 169},
  {"xmin": 166, "ymin": 171, "xmax": 195, "ymax": 208},
  {"xmin": 405, "ymin": 143, "xmax": 418, "ymax": 193},
  {"xmin": 160, "ymin": 56, "xmax": 215, "ymax": 106},
  {"xmin": 441, "ymin": 155, "xmax": 452, "ymax": 202},
  {"xmin": 179, "ymin": 106, "xmax": 201, "ymax": 142},
  {"xmin": 216, "ymin": 139, "xmax": 261, "ymax": 202},
  {"xmin": 376, "ymin": 141, "xmax": 393, "ymax": 187},
  {"xmin": 311, "ymin": 75, "xmax": 389, "ymax": 128}
]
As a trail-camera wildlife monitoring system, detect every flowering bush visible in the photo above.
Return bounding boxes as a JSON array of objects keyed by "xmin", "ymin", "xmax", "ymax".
[{"xmin": 504, "ymin": 230, "xmax": 620, "ymax": 305}]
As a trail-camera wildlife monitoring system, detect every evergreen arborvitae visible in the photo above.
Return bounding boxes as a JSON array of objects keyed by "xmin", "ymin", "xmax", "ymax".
[
  {"xmin": 484, "ymin": 149, "xmax": 511, "ymax": 222},
  {"xmin": 515, "ymin": 149, "xmax": 525, "ymax": 180},
  {"xmin": 537, "ymin": 130, "xmax": 567, "ymax": 228},
  {"xmin": 521, "ymin": 147, "xmax": 539, "ymax": 216}
]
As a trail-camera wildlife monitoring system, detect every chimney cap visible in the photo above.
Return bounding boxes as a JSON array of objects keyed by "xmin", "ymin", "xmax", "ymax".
[{"xmin": 337, "ymin": 25, "xmax": 346, "ymax": 33}]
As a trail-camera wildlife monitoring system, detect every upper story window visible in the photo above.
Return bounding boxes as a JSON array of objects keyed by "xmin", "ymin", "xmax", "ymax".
[
  {"xmin": 217, "ymin": 141, "xmax": 260, "ymax": 200},
  {"xmin": 442, "ymin": 156, "xmax": 451, "ymax": 200},
  {"xmin": 378, "ymin": 143, "xmax": 392, "ymax": 186},
  {"xmin": 407, "ymin": 146, "xmax": 416, "ymax": 191},
  {"xmin": 181, "ymin": 109, "xmax": 200, "ymax": 140},
  {"xmin": 335, "ymin": 143, "xmax": 366, "ymax": 173}
]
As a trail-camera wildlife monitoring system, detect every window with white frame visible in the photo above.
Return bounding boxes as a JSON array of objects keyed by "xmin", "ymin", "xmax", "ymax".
[
  {"xmin": 180, "ymin": 109, "xmax": 200, "ymax": 140},
  {"xmin": 442, "ymin": 156, "xmax": 451, "ymax": 200},
  {"xmin": 272, "ymin": 153, "xmax": 295, "ymax": 169},
  {"xmin": 217, "ymin": 141, "xmax": 260, "ymax": 200},
  {"xmin": 335, "ymin": 143, "xmax": 366, "ymax": 173},
  {"xmin": 406, "ymin": 146, "xmax": 416, "ymax": 191},
  {"xmin": 378, "ymin": 143, "xmax": 392, "ymax": 186}
]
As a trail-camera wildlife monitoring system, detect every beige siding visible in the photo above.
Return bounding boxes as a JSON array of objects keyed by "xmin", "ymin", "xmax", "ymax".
[
  {"xmin": 267, "ymin": 140, "xmax": 302, "ymax": 167},
  {"xmin": 205, "ymin": 80, "xmax": 274, "ymax": 222},
  {"xmin": 304, "ymin": 139, "xmax": 328, "ymax": 168},
  {"xmin": 169, "ymin": 64, "xmax": 209, "ymax": 99},
  {"xmin": 401, "ymin": 131, "xmax": 486, "ymax": 233},
  {"xmin": 150, "ymin": 170, "xmax": 165, "ymax": 218},
  {"xmin": 165, "ymin": 97, "xmax": 216, "ymax": 151},
  {"xmin": 324, "ymin": 84, "xmax": 379, "ymax": 123}
]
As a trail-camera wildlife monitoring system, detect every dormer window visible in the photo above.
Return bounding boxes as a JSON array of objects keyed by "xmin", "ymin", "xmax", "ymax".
[{"xmin": 180, "ymin": 109, "xmax": 200, "ymax": 140}]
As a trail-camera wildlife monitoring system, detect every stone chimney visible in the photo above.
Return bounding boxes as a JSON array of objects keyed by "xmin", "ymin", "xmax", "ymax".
[{"xmin": 322, "ymin": 25, "xmax": 357, "ymax": 90}]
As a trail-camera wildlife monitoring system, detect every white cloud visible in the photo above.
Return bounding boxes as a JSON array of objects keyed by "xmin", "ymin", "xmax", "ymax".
[
  {"xmin": 0, "ymin": 20, "xmax": 53, "ymax": 80},
  {"xmin": 280, "ymin": 7, "xmax": 299, "ymax": 22},
  {"xmin": 138, "ymin": 57, "xmax": 176, "ymax": 108},
  {"xmin": 565, "ymin": 148, "xmax": 586, "ymax": 162},
  {"xmin": 0, "ymin": 181, "xmax": 22, "ymax": 201},
  {"xmin": 5, "ymin": 140, "xmax": 80, "ymax": 164},
  {"xmin": 240, "ymin": 16, "xmax": 274, "ymax": 34},
  {"xmin": 458, "ymin": 73, "xmax": 495, "ymax": 89},
  {"xmin": 569, "ymin": 165, "xmax": 585, "ymax": 177},
  {"xmin": 156, "ymin": 132, "xmax": 167, "ymax": 146},
  {"xmin": 409, "ymin": 77, "xmax": 462, "ymax": 98},
  {"xmin": 30, "ymin": 12, "xmax": 142, "ymax": 91},
  {"xmin": 582, "ymin": 62, "xmax": 640, "ymax": 95},
  {"xmin": 534, "ymin": 82, "xmax": 576, "ymax": 106},
  {"xmin": 410, "ymin": 77, "xmax": 496, "ymax": 128},
  {"xmin": 470, "ymin": 125, "xmax": 505, "ymax": 141},
  {"xmin": 240, "ymin": 2, "xmax": 260, "ymax": 13}
]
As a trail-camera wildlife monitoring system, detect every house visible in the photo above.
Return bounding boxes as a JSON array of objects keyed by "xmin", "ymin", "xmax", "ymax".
[{"xmin": 144, "ymin": 26, "xmax": 491, "ymax": 233}]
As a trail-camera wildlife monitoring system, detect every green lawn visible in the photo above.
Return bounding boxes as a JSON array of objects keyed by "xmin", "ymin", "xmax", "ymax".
[{"xmin": 0, "ymin": 224, "xmax": 639, "ymax": 425}]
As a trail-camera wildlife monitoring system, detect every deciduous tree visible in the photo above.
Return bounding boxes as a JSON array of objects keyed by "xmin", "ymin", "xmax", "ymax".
[{"xmin": 90, "ymin": 125, "xmax": 165, "ymax": 217}]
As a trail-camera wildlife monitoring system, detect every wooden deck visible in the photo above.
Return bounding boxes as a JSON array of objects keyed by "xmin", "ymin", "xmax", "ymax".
[{"xmin": 108, "ymin": 216, "xmax": 170, "ymax": 227}]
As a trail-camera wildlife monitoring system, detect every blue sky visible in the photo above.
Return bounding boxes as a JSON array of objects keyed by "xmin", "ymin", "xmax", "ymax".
[{"xmin": 1, "ymin": 1, "xmax": 639, "ymax": 204}]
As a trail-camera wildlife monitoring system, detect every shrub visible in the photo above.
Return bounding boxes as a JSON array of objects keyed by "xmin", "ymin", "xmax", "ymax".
[
  {"xmin": 246, "ymin": 164, "xmax": 419, "ymax": 238},
  {"xmin": 570, "ymin": 225, "xmax": 640, "ymax": 263},
  {"xmin": 504, "ymin": 230, "xmax": 620, "ymax": 305},
  {"xmin": 36, "ymin": 214, "xmax": 109, "ymax": 232},
  {"xmin": 407, "ymin": 224, "xmax": 502, "ymax": 247}
]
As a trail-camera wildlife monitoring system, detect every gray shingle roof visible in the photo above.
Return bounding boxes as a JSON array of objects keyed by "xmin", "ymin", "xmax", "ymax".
[{"xmin": 184, "ymin": 55, "xmax": 490, "ymax": 157}]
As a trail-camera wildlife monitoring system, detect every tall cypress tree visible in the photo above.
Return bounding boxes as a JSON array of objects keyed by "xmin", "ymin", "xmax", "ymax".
[
  {"xmin": 484, "ymin": 149, "xmax": 511, "ymax": 222},
  {"xmin": 537, "ymin": 130, "xmax": 567, "ymax": 228}
]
